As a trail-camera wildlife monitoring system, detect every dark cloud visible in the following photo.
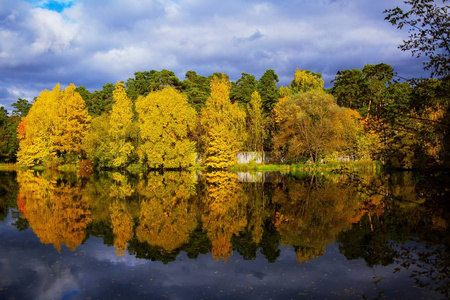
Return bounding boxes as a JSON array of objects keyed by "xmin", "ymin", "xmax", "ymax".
[{"xmin": 0, "ymin": 0, "xmax": 431, "ymax": 111}]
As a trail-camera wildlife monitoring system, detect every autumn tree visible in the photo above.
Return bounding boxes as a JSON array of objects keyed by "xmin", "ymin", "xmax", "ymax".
[
  {"xmin": 108, "ymin": 82, "xmax": 135, "ymax": 168},
  {"xmin": 136, "ymin": 86, "xmax": 197, "ymax": 169},
  {"xmin": 289, "ymin": 68, "xmax": 324, "ymax": 94},
  {"xmin": 17, "ymin": 84, "xmax": 90, "ymax": 166},
  {"xmin": 384, "ymin": 0, "xmax": 450, "ymax": 77},
  {"xmin": 82, "ymin": 114, "xmax": 112, "ymax": 168},
  {"xmin": 273, "ymin": 90, "xmax": 361, "ymax": 163},
  {"xmin": 51, "ymin": 84, "xmax": 91, "ymax": 159},
  {"xmin": 273, "ymin": 174, "xmax": 361, "ymax": 263},
  {"xmin": 200, "ymin": 75, "xmax": 247, "ymax": 168},
  {"xmin": 246, "ymin": 91, "xmax": 266, "ymax": 154},
  {"xmin": 110, "ymin": 200, "xmax": 134, "ymax": 256}
]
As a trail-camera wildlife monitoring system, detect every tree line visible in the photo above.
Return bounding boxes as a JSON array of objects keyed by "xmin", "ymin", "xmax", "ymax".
[{"xmin": 0, "ymin": 64, "xmax": 448, "ymax": 170}]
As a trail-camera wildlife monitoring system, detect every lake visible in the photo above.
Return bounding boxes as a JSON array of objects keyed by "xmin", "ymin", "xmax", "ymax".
[{"xmin": 0, "ymin": 170, "xmax": 448, "ymax": 299}]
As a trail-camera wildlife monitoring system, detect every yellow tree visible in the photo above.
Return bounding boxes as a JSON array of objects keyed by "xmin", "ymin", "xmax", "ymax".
[
  {"xmin": 200, "ymin": 75, "xmax": 246, "ymax": 168},
  {"xmin": 289, "ymin": 68, "xmax": 324, "ymax": 94},
  {"xmin": 17, "ymin": 83, "xmax": 90, "ymax": 166},
  {"xmin": 273, "ymin": 90, "xmax": 360, "ymax": 163},
  {"xmin": 246, "ymin": 91, "xmax": 266, "ymax": 154},
  {"xmin": 82, "ymin": 114, "xmax": 114, "ymax": 168},
  {"xmin": 17, "ymin": 85, "xmax": 59, "ymax": 166},
  {"xmin": 52, "ymin": 84, "xmax": 91, "ymax": 157},
  {"xmin": 108, "ymin": 82, "xmax": 134, "ymax": 168},
  {"xmin": 136, "ymin": 86, "xmax": 197, "ymax": 169}
]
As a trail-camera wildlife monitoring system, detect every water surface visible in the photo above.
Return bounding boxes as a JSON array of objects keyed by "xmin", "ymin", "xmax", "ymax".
[{"xmin": 0, "ymin": 170, "xmax": 448, "ymax": 299}]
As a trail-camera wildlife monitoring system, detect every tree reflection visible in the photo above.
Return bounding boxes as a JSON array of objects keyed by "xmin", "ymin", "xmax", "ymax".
[
  {"xmin": 201, "ymin": 171, "xmax": 248, "ymax": 262},
  {"xmin": 16, "ymin": 171, "xmax": 91, "ymax": 251},
  {"xmin": 135, "ymin": 172, "xmax": 197, "ymax": 253},
  {"xmin": 109, "ymin": 200, "xmax": 133, "ymax": 256},
  {"xmin": 272, "ymin": 174, "xmax": 361, "ymax": 263},
  {"xmin": 338, "ymin": 171, "xmax": 450, "ymax": 298},
  {"xmin": 4, "ymin": 167, "xmax": 448, "ymax": 298}
]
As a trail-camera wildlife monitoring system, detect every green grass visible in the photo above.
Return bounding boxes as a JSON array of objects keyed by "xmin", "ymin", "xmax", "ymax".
[
  {"xmin": 0, "ymin": 160, "xmax": 380, "ymax": 174},
  {"xmin": 232, "ymin": 160, "xmax": 379, "ymax": 173},
  {"xmin": 57, "ymin": 164, "xmax": 79, "ymax": 172}
]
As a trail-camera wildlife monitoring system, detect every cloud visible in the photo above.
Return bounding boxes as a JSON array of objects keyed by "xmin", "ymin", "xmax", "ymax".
[{"xmin": 0, "ymin": 0, "xmax": 430, "ymax": 112}]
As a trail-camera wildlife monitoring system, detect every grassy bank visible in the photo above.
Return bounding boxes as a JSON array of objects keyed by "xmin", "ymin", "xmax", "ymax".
[
  {"xmin": 232, "ymin": 160, "xmax": 380, "ymax": 173},
  {"xmin": 1, "ymin": 160, "xmax": 380, "ymax": 174}
]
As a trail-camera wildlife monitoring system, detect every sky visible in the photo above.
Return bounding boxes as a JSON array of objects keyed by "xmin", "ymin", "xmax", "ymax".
[{"xmin": 0, "ymin": 0, "xmax": 431, "ymax": 112}]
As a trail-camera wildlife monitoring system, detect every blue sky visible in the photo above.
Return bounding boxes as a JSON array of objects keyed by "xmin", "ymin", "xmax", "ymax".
[{"xmin": 0, "ymin": 0, "xmax": 430, "ymax": 111}]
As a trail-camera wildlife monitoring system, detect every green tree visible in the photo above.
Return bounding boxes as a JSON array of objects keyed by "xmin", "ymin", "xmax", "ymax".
[
  {"xmin": 230, "ymin": 73, "xmax": 258, "ymax": 107},
  {"xmin": 11, "ymin": 98, "xmax": 32, "ymax": 118},
  {"xmin": 257, "ymin": 69, "xmax": 280, "ymax": 114},
  {"xmin": 384, "ymin": 0, "xmax": 450, "ymax": 77},
  {"xmin": 330, "ymin": 69, "xmax": 365, "ymax": 109},
  {"xmin": 181, "ymin": 70, "xmax": 211, "ymax": 112},
  {"xmin": 0, "ymin": 108, "xmax": 18, "ymax": 162},
  {"xmin": 126, "ymin": 70, "xmax": 182, "ymax": 100},
  {"xmin": 136, "ymin": 86, "xmax": 197, "ymax": 169},
  {"xmin": 76, "ymin": 84, "xmax": 115, "ymax": 117},
  {"xmin": 331, "ymin": 63, "xmax": 394, "ymax": 119}
]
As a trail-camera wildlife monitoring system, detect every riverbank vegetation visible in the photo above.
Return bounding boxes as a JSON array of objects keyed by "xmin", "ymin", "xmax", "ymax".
[{"xmin": 1, "ymin": 64, "xmax": 448, "ymax": 172}]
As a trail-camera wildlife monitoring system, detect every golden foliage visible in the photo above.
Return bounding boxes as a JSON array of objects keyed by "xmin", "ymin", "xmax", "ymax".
[
  {"xmin": 246, "ymin": 91, "xmax": 266, "ymax": 153},
  {"xmin": 17, "ymin": 84, "xmax": 90, "ymax": 166},
  {"xmin": 51, "ymin": 84, "xmax": 91, "ymax": 155},
  {"xmin": 273, "ymin": 91, "xmax": 361, "ymax": 163},
  {"xmin": 290, "ymin": 68, "xmax": 324, "ymax": 94},
  {"xmin": 136, "ymin": 86, "xmax": 197, "ymax": 168},
  {"xmin": 200, "ymin": 75, "xmax": 247, "ymax": 168},
  {"xmin": 108, "ymin": 82, "xmax": 135, "ymax": 167}
]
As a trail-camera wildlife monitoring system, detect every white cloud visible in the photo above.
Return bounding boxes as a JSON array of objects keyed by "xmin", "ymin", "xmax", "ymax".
[{"xmin": 27, "ymin": 8, "xmax": 79, "ymax": 53}]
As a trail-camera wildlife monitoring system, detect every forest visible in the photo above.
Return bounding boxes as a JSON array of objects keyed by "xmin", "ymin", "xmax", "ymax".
[
  {"xmin": 0, "ymin": 64, "xmax": 448, "ymax": 171},
  {"xmin": 0, "ymin": 0, "xmax": 448, "ymax": 171}
]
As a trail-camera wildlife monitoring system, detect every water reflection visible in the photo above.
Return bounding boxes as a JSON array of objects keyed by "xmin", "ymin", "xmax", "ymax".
[
  {"xmin": 17, "ymin": 171, "xmax": 91, "ymax": 251},
  {"xmin": 4, "ymin": 169, "xmax": 449, "ymax": 297}
]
